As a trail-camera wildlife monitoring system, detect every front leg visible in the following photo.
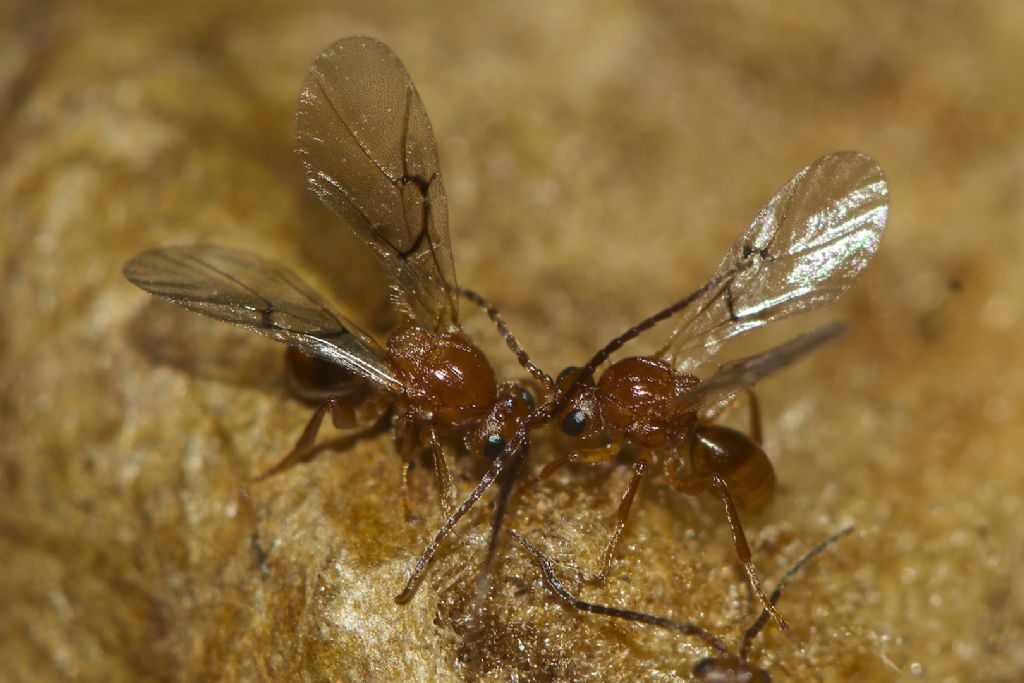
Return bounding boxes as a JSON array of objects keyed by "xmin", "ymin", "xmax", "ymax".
[
  {"xmin": 538, "ymin": 439, "xmax": 624, "ymax": 480},
  {"xmin": 582, "ymin": 457, "xmax": 649, "ymax": 585},
  {"xmin": 536, "ymin": 439, "xmax": 650, "ymax": 584},
  {"xmin": 425, "ymin": 425, "xmax": 455, "ymax": 516}
]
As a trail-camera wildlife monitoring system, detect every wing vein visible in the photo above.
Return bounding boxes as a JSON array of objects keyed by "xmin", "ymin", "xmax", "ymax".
[
  {"xmin": 315, "ymin": 75, "xmax": 399, "ymax": 185},
  {"xmin": 173, "ymin": 251, "xmax": 273, "ymax": 313}
]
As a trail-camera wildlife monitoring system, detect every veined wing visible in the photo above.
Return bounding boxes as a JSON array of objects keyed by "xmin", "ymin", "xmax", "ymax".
[
  {"xmin": 684, "ymin": 322, "xmax": 848, "ymax": 412},
  {"xmin": 123, "ymin": 246, "xmax": 404, "ymax": 393},
  {"xmin": 661, "ymin": 152, "xmax": 887, "ymax": 371},
  {"xmin": 296, "ymin": 36, "xmax": 459, "ymax": 332}
]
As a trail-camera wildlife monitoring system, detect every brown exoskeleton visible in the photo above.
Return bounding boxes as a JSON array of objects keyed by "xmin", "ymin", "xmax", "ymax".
[
  {"xmin": 512, "ymin": 527, "xmax": 853, "ymax": 682},
  {"xmin": 542, "ymin": 327, "xmax": 840, "ymax": 627},
  {"xmin": 538, "ymin": 152, "xmax": 887, "ymax": 627},
  {"xmin": 123, "ymin": 37, "xmax": 548, "ymax": 519},
  {"xmin": 394, "ymin": 152, "xmax": 887, "ymax": 614}
]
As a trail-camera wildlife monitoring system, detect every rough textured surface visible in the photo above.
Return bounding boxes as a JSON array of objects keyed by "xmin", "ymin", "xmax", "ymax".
[{"xmin": 1, "ymin": 2, "xmax": 1021, "ymax": 681}]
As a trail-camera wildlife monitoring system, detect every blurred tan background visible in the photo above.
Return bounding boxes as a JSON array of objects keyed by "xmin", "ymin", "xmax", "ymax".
[{"xmin": 2, "ymin": 1, "xmax": 1021, "ymax": 681}]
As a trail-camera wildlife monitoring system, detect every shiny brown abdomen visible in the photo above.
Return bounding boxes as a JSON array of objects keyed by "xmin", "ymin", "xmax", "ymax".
[
  {"xmin": 285, "ymin": 346, "xmax": 369, "ymax": 402},
  {"xmin": 692, "ymin": 424, "xmax": 776, "ymax": 511}
]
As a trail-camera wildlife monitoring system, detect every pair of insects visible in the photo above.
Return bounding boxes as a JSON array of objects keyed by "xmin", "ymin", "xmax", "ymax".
[{"xmin": 124, "ymin": 35, "xmax": 887, "ymax": 648}]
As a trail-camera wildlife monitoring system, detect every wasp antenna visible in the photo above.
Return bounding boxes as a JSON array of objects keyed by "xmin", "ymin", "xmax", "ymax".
[{"xmin": 512, "ymin": 530, "xmax": 732, "ymax": 657}]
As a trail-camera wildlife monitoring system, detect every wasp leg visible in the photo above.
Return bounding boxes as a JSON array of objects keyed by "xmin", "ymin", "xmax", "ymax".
[
  {"xmin": 582, "ymin": 457, "xmax": 649, "ymax": 585},
  {"xmin": 666, "ymin": 467, "xmax": 788, "ymax": 630},
  {"xmin": 538, "ymin": 440, "xmax": 624, "ymax": 480},
  {"xmin": 395, "ymin": 414, "xmax": 419, "ymax": 522},
  {"xmin": 426, "ymin": 425, "xmax": 455, "ymax": 516},
  {"xmin": 536, "ymin": 440, "xmax": 644, "ymax": 584},
  {"xmin": 700, "ymin": 389, "xmax": 763, "ymax": 446},
  {"xmin": 255, "ymin": 396, "xmax": 356, "ymax": 481}
]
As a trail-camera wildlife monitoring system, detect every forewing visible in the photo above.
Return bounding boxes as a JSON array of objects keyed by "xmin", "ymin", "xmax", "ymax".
[
  {"xmin": 662, "ymin": 152, "xmax": 887, "ymax": 371},
  {"xmin": 123, "ymin": 246, "xmax": 403, "ymax": 392},
  {"xmin": 296, "ymin": 36, "xmax": 459, "ymax": 332},
  {"xmin": 685, "ymin": 322, "xmax": 848, "ymax": 411}
]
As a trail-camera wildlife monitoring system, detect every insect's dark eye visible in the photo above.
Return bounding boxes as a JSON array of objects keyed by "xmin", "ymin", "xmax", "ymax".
[
  {"xmin": 519, "ymin": 386, "xmax": 536, "ymax": 410},
  {"xmin": 556, "ymin": 366, "xmax": 580, "ymax": 386},
  {"xmin": 484, "ymin": 433, "xmax": 506, "ymax": 459},
  {"xmin": 561, "ymin": 409, "xmax": 588, "ymax": 437},
  {"xmin": 692, "ymin": 659, "xmax": 715, "ymax": 676}
]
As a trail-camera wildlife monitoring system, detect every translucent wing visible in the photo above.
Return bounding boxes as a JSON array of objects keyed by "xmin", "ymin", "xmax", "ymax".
[
  {"xmin": 685, "ymin": 322, "xmax": 848, "ymax": 411},
  {"xmin": 296, "ymin": 36, "xmax": 459, "ymax": 332},
  {"xmin": 661, "ymin": 152, "xmax": 887, "ymax": 371},
  {"xmin": 123, "ymin": 246, "xmax": 404, "ymax": 393}
]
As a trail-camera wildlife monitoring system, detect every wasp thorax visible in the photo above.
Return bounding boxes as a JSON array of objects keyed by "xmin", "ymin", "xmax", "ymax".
[
  {"xmin": 595, "ymin": 356, "xmax": 700, "ymax": 448},
  {"xmin": 388, "ymin": 326, "xmax": 497, "ymax": 424},
  {"xmin": 692, "ymin": 657, "xmax": 770, "ymax": 683}
]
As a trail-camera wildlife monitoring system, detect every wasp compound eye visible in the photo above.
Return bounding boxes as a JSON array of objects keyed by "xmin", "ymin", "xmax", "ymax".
[
  {"xmin": 484, "ymin": 433, "xmax": 507, "ymax": 460},
  {"xmin": 561, "ymin": 409, "xmax": 588, "ymax": 437},
  {"xmin": 556, "ymin": 366, "xmax": 581, "ymax": 386},
  {"xmin": 519, "ymin": 386, "xmax": 536, "ymax": 410}
]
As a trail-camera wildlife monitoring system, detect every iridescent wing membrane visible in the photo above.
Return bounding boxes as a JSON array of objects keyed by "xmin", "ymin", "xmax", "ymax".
[
  {"xmin": 296, "ymin": 36, "xmax": 459, "ymax": 332},
  {"xmin": 123, "ymin": 245, "xmax": 404, "ymax": 392},
  {"xmin": 662, "ymin": 151, "xmax": 888, "ymax": 373},
  {"xmin": 691, "ymin": 321, "xmax": 848, "ymax": 410}
]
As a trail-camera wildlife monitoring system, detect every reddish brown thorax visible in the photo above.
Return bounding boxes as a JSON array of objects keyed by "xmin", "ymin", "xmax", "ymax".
[
  {"xmin": 387, "ymin": 326, "xmax": 498, "ymax": 424},
  {"xmin": 595, "ymin": 356, "xmax": 701, "ymax": 447}
]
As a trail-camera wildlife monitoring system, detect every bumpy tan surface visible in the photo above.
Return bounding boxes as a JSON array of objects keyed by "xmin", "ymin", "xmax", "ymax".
[{"xmin": 2, "ymin": 2, "xmax": 1021, "ymax": 681}]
